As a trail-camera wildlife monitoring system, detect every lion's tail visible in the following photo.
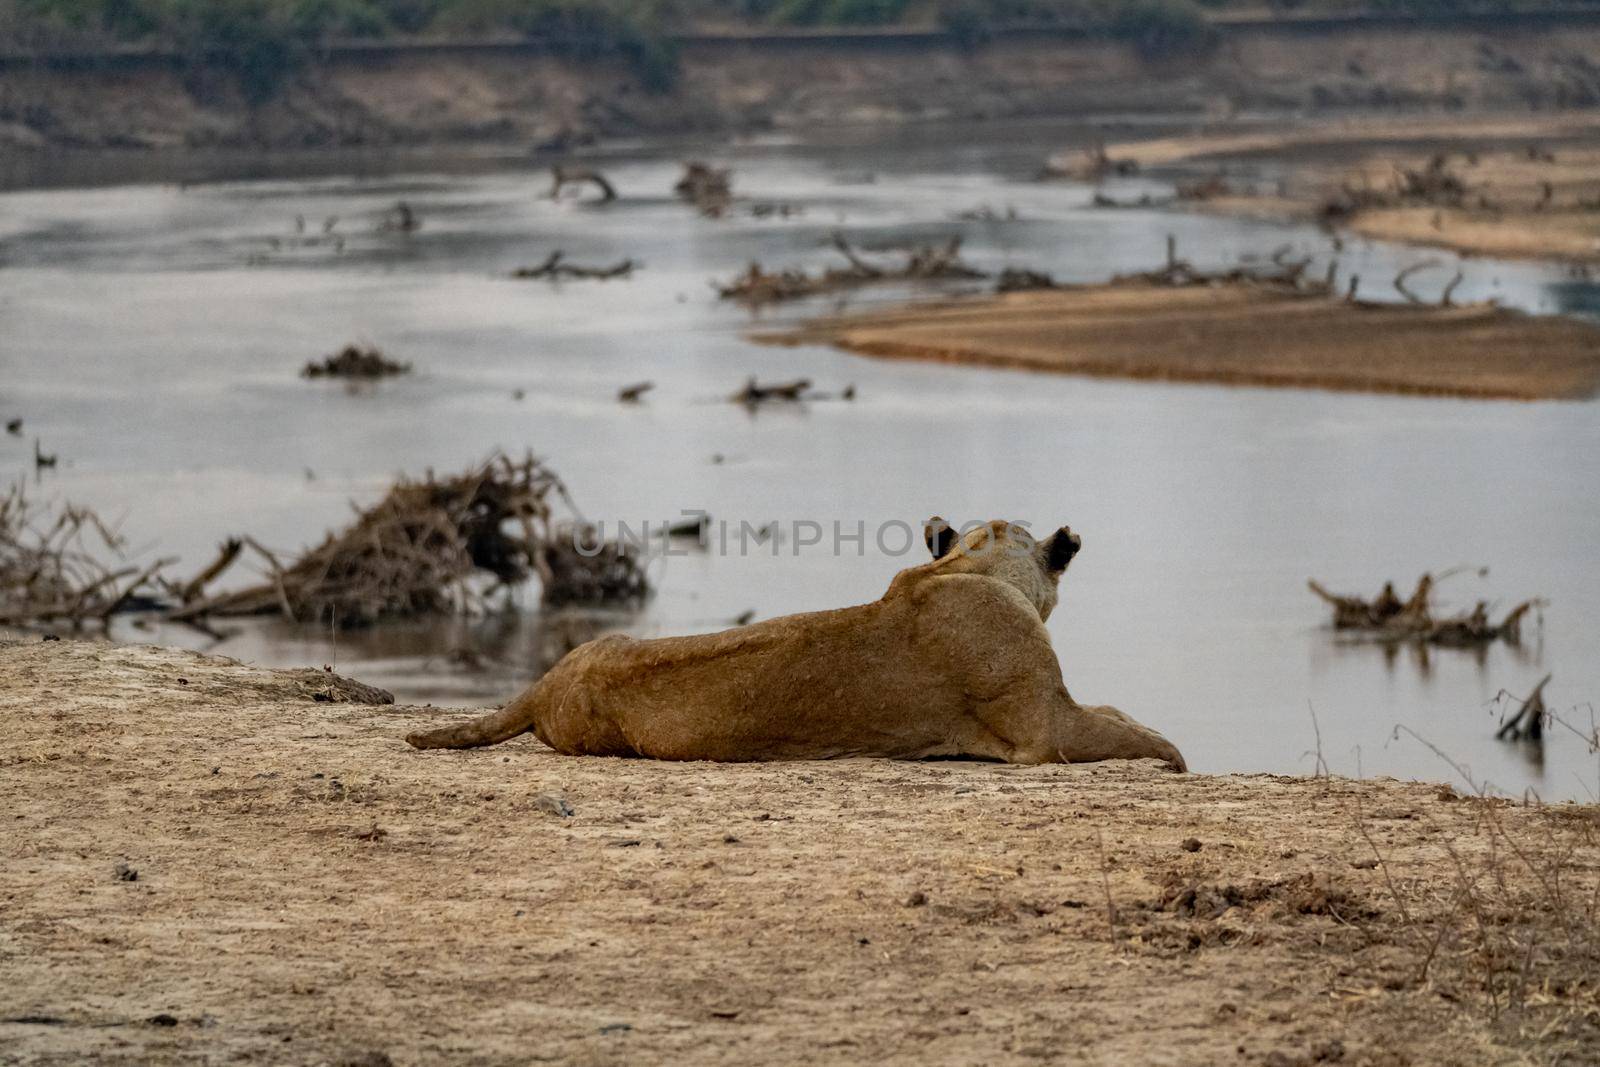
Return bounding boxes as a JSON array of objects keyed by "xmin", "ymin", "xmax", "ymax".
[{"xmin": 405, "ymin": 685, "xmax": 543, "ymax": 750}]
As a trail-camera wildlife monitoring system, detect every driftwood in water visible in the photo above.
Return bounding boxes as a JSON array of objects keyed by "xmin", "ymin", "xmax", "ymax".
[
  {"xmin": 675, "ymin": 162, "xmax": 732, "ymax": 217},
  {"xmin": 750, "ymin": 202, "xmax": 802, "ymax": 219},
  {"xmin": 177, "ymin": 538, "xmax": 243, "ymax": 604},
  {"xmin": 665, "ymin": 513, "xmax": 710, "ymax": 540},
  {"xmin": 303, "ymin": 344, "xmax": 411, "ymax": 380},
  {"xmin": 512, "ymin": 251, "xmax": 635, "ymax": 281},
  {"xmin": 381, "ymin": 201, "xmax": 420, "ymax": 232},
  {"xmin": 1117, "ymin": 236, "xmax": 1329, "ymax": 294},
  {"xmin": 550, "ymin": 166, "xmax": 617, "ymax": 203},
  {"xmin": 731, "ymin": 377, "xmax": 855, "ymax": 406},
  {"xmin": 1497, "ymin": 674, "xmax": 1551, "ymax": 741},
  {"xmin": 1308, "ymin": 572, "xmax": 1540, "ymax": 647},
  {"xmin": 167, "ymin": 453, "xmax": 648, "ymax": 627},
  {"xmin": 1092, "ymin": 191, "xmax": 1174, "ymax": 210},
  {"xmin": 1176, "ymin": 175, "xmax": 1231, "ymax": 201},
  {"xmin": 0, "ymin": 484, "xmax": 174, "ymax": 628},
  {"xmin": 543, "ymin": 524, "xmax": 650, "ymax": 607},
  {"xmin": 717, "ymin": 233, "xmax": 987, "ymax": 307},
  {"xmin": 735, "ymin": 377, "xmax": 811, "ymax": 404},
  {"xmin": 996, "ymin": 267, "xmax": 1058, "ymax": 293},
  {"xmin": 954, "ymin": 204, "xmax": 1018, "ymax": 222}
]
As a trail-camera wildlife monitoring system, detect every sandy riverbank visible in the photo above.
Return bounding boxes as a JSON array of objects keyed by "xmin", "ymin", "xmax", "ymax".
[
  {"xmin": 1088, "ymin": 114, "xmax": 1600, "ymax": 264},
  {"xmin": 1, "ymin": 639, "xmax": 1596, "ymax": 1064},
  {"xmin": 772, "ymin": 280, "xmax": 1600, "ymax": 400}
]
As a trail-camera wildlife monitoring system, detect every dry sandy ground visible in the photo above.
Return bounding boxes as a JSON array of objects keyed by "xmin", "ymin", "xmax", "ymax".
[
  {"xmin": 1086, "ymin": 114, "xmax": 1600, "ymax": 264},
  {"xmin": 774, "ymin": 282, "xmax": 1600, "ymax": 400},
  {"xmin": 2, "ymin": 639, "xmax": 1598, "ymax": 1065}
]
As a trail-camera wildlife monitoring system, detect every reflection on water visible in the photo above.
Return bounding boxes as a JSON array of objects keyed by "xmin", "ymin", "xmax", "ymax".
[{"xmin": 4, "ymin": 120, "xmax": 1600, "ymax": 800}]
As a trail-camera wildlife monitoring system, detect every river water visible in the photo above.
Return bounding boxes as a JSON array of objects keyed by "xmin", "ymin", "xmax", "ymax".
[{"xmin": 3, "ymin": 120, "xmax": 1597, "ymax": 800}]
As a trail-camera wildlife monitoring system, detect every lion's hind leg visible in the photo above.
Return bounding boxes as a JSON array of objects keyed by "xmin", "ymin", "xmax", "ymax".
[
  {"xmin": 971, "ymin": 685, "xmax": 1186, "ymax": 771},
  {"xmin": 1058, "ymin": 702, "xmax": 1187, "ymax": 772}
]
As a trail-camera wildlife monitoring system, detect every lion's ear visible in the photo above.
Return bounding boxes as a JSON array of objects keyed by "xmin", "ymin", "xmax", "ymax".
[
  {"xmin": 1046, "ymin": 527, "xmax": 1081, "ymax": 572},
  {"xmin": 924, "ymin": 516, "xmax": 958, "ymax": 560}
]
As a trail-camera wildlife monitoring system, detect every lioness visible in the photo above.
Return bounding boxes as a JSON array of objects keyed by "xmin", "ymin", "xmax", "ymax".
[{"xmin": 405, "ymin": 519, "xmax": 1185, "ymax": 770}]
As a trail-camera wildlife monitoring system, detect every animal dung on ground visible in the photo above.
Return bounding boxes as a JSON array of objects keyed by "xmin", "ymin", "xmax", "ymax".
[
  {"xmin": 1307, "ymin": 572, "xmax": 1540, "ymax": 647},
  {"xmin": 535, "ymin": 794, "xmax": 575, "ymax": 818},
  {"xmin": 302, "ymin": 344, "xmax": 411, "ymax": 380}
]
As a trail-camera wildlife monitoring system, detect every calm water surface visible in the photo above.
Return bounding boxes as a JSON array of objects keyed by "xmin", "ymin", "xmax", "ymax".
[{"xmin": 3, "ymin": 121, "xmax": 1598, "ymax": 800}]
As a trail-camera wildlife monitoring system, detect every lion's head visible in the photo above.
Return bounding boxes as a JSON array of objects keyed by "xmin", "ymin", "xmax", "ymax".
[{"xmin": 922, "ymin": 517, "xmax": 1080, "ymax": 622}]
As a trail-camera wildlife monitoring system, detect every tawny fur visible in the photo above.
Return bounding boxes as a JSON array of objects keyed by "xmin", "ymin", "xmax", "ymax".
[{"xmin": 405, "ymin": 519, "xmax": 1185, "ymax": 771}]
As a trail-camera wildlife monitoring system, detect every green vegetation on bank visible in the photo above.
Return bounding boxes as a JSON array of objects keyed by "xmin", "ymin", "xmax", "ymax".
[{"xmin": 0, "ymin": 0, "xmax": 1583, "ymax": 100}]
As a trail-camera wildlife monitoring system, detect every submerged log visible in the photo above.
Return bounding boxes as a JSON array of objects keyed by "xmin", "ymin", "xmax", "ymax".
[
  {"xmin": 550, "ymin": 166, "xmax": 618, "ymax": 203},
  {"xmin": 303, "ymin": 344, "xmax": 410, "ymax": 380},
  {"xmin": 734, "ymin": 377, "xmax": 812, "ymax": 405},
  {"xmin": 717, "ymin": 234, "xmax": 988, "ymax": 307},
  {"xmin": 675, "ymin": 162, "xmax": 732, "ymax": 217},
  {"xmin": 513, "ymin": 251, "xmax": 635, "ymax": 280},
  {"xmin": 1497, "ymin": 674, "xmax": 1551, "ymax": 741}
]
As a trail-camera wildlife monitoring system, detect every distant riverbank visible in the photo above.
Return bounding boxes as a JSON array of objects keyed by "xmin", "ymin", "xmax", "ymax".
[{"xmin": 6, "ymin": 14, "xmax": 1600, "ymax": 154}]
